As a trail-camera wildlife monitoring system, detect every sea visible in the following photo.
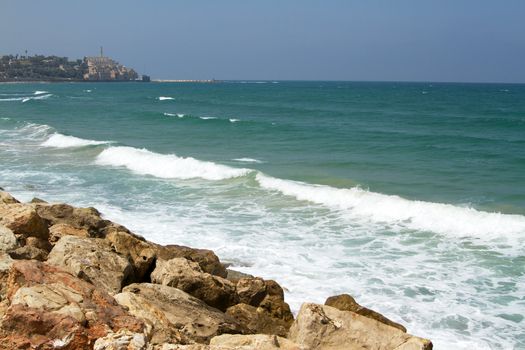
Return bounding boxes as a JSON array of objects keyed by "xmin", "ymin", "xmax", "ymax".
[{"xmin": 0, "ymin": 81, "xmax": 524, "ymax": 349}]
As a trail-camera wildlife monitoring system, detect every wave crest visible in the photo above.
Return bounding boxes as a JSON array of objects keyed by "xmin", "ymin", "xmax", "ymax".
[{"xmin": 41, "ymin": 133, "xmax": 112, "ymax": 148}]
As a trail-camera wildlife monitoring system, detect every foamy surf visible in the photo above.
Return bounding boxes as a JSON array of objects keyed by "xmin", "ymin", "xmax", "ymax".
[
  {"xmin": 96, "ymin": 146, "xmax": 251, "ymax": 181},
  {"xmin": 22, "ymin": 94, "xmax": 53, "ymax": 103},
  {"xmin": 41, "ymin": 133, "xmax": 112, "ymax": 148},
  {"xmin": 229, "ymin": 118, "xmax": 240, "ymax": 123},
  {"xmin": 34, "ymin": 90, "xmax": 49, "ymax": 95},
  {"xmin": 158, "ymin": 96, "xmax": 174, "ymax": 101},
  {"xmin": 233, "ymin": 158, "xmax": 263, "ymax": 163},
  {"xmin": 255, "ymin": 174, "xmax": 525, "ymax": 238}
]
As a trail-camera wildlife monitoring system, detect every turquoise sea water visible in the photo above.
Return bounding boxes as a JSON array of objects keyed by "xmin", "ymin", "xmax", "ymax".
[{"xmin": 0, "ymin": 81, "xmax": 524, "ymax": 349}]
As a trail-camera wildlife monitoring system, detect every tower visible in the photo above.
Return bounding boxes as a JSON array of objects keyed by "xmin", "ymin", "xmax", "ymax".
[{"xmin": 100, "ymin": 46, "xmax": 104, "ymax": 58}]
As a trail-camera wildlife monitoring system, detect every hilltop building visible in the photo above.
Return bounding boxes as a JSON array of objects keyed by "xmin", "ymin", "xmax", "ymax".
[{"xmin": 83, "ymin": 47, "xmax": 138, "ymax": 81}]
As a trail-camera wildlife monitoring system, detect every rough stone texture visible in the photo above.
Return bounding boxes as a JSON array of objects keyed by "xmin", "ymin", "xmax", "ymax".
[
  {"xmin": 225, "ymin": 269, "xmax": 253, "ymax": 282},
  {"xmin": 236, "ymin": 277, "xmax": 267, "ymax": 306},
  {"xmin": 288, "ymin": 303, "xmax": 433, "ymax": 350},
  {"xmin": 114, "ymin": 283, "xmax": 245, "ymax": 345},
  {"xmin": 8, "ymin": 245, "xmax": 48, "ymax": 261},
  {"xmin": 49, "ymin": 223, "xmax": 90, "ymax": 243},
  {"xmin": 0, "ymin": 225, "xmax": 18, "ymax": 252},
  {"xmin": 47, "ymin": 235, "xmax": 134, "ymax": 294},
  {"xmin": 156, "ymin": 244, "xmax": 227, "ymax": 278},
  {"xmin": 151, "ymin": 258, "xmax": 237, "ymax": 311},
  {"xmin": 25, "ymin": 236, "xmax": 53, "ymax": 252},
  {"xmin": 0, "ymin": 252, "xmax": 13, "ymax": 300},
  {"xmin": 0, "ymin": 192, "xmax": 19, "ymax": 205},
  {"xmin": 105, "ymin": 228, "xmax": 156, "ymax": 282},
  {"xmin": 33, "ymin": 202, "xmax": 110, "ymax": 238},
  {"xmin": 211, "ymin": 334, "xmax": 303, "ymax": 350},
  {"xmin": 0, "ymin": 260, "xmax": 144, "ymax": 349},
  {"xmin": 226, "ymin": 303, "xmax": 290, "ymax": 337},
  {"xmin": 325, "ymin": 294, "xmax": 407, "ymax": 332},
  {"xmin": 93, "ymin": 329, "xmax": 148, "ymax": 350},
  {"xmin": 0, "ymin": 203, "xmax": 49, "ymax": 240}
]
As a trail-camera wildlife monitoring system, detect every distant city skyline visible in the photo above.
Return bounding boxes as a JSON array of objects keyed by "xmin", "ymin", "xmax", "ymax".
[{"xmin": 1, "ymin": 0, "xmax": 524, "ymax": 83}]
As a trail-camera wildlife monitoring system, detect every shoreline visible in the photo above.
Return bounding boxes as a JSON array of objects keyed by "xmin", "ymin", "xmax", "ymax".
[{"xmin": 0, "ymin": 190, "xmax": 433, "ymax": 349}]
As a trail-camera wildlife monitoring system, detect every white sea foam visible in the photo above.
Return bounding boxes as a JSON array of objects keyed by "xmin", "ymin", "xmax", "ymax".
[
  {"xmin": 33, "ymin": 90, "xmax": 49, "ymax": 95},
  {"xmin": 229, "ymin": 118, "xmax": 240, "ymax": 123},
  {"xmin": 158, "ymin": 96, "xmax": 174, "ymax": 101},
  {"xmin": 96, "ymin": 146, "xmax": 251, "ymax": 181},
  {"xmin": 255, "ymin": 174, "xmax": 525, "ymax": 238},
  {"xmin": 84, "ymin": 89, "xmax": 92, "ymax": 93},
  {"xmin": 233, "ymin": 158, "xmax": 263, "ymax": 163},
  {"xmin": 21, "ymin": 93, "xmax": 53, "ymax": 103},
  {"xmin": 41, "ymin": 133, "xmax": 112, "ymax": 148},
  {"xmin": 163, "ymin": 112, "xmax": 176, "ymax": 117},
  {"xmin": 199, "ymin": 116, "xmax": 217, "ymax": 120},
  {"xmin": 0, "ymin": 97, "xmax": 24, "ymax": 102},
  {"xmin": 177, "ymin": 113, "xmax": 185, "ymax": 118}
]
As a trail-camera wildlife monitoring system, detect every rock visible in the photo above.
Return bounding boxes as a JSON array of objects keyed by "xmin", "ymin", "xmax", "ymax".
[
  {"xmin": 30, "ymin": 197, "xmax": 47, "ymax": 204},
  {"xmin": 151, "ymin": 258, "xmax": 237, "ymax": 311},
  {"xmin": 0, "ymin": 203, "xmax": 49, "ymax": 240},
  {"xmin": 0, "ymin": 260, "xmax": 144, "ymax": 349},
  {"xmin": 156, "ymin": 244, "xmax": 227, "ymax": 278},
  {"xmin": 114, "ymin": 283, "xmax": 245, "ymax": 345},
  {"xmin": 49, "ymin": 223, "xmax": 90, "ymax": 243},
  {"xmin": 25, "ymin": 236, "xmax": 52, "ymax": 252},
  {"xmin": 226, "ymin": 269, "xmax": 253, "ymax": 282},
  {"xmin": 0, "ymin": 192, "xmax": 19, "ymax": 205},
  {"xmin": 0, "ymin": 252, "xmax": 13, "ymax": 299},
  {"xmin": 236, "ymin": 277, "xmax": 267, "ymax": 306},
  {"xmin": 325, "ymin": 294, "xmax": 407, "ymax": 332},
  {"xmin": 105, "ymin": 228, "xmax": 156, "ymax": 282},
  {"xmin": 8, "ymin": 245, "xmax": 48, "ymax": 261},
  {"xmin": 47, "ymin": 236, "xmax": 134, "ymax": 294},
  {"xmin": 210, "ymin": 334, "xmax": 303, "ymax": 350},
  {"xmin": 93, "ymin": 329, "xmax": 148, "ymax": 350},
  {"xmin": 288, "ymin": 303, "xmax": 433, "ymax": 350},
  {"xmin": 0, "ymin": 225, "xmax": 18, "ymax": 252},
  {"xmin": 33, "ymin": 202, "xmax": 110, "ymax": 238},
  {"xmin": 225, "ymin": 303, "xmax": 290, "ymax": 337}
]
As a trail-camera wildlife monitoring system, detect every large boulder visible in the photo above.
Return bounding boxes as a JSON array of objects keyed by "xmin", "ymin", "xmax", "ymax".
[
  {"xmin": 325, "ymin": 294, "xmax": 407, "ymax": 332},
  {"xmin": 151, "ymin": 258, "xmax": 237, "ymax": 311},
  {"xmin": 105, "ymin": 228, "xmax": 157, "ymax": 282},
  {"xmin": 114, "ymin": 283, "xmax": 245, "ymax": 345},
  {"xmin": 288, "ymin": 303, "xmax": 433, "ymax": 350},
  {"xmin": 225, "ymin": 303, "xmax": 290, "ymax": 337},
  {"xmin": 47, "ymin": 236, "xmax": 134, "ymax": 294},
  {"xmin": 0, "ymin": 260, "xmax": 144, "ymax": 349},
  {"xmin": 0, "ymin": 225, "xmax": 18, "ymax": 252},
  {"xmin": 0, "ymin": 192, "xmax": 19, "ymax": 205},
  {"xmin": 0, "ymin": 203, "xmax": 49, "ymax": 240},
  {"xmin": 210, "ymin": 334, "xmax": 303, "ymax": 350},
  {"xmin": 49, "ymin": 223, "xmax": 90, "ymax": 243},
  {"xmin": 156, "ymin": 244, "xmax": 227, "ymax": 278}
]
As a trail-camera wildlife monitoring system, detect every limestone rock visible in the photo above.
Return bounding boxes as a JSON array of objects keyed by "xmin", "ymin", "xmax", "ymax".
[
  {"xmin": 0, "ymin": 252, "xmax": 13, "ymax": 299},
  {"xmin": 25, "ymin": 236, "xmax": 52, "ymax": 252},
  {"xmin": 105, "ymin": 228, "xmax": 156, "ymax": 282},
  {"xmin": 49, "ymin": 223, "xmax": 90, "ymax": 243},
  {"xmin": 210, "ymin": 334, "xmax": 303, "ymax": 350},
  {"xmin": 0, "ymin": 192, "xmax": 19, "ymax": 205},
  {"xmin": 288, "ymin": 303, "xmax": 433, "ymax": 350},
  {"xmin": 225, "ymin": 269, "xmax": 253, "ymax": 282},
  {"xmin": 114, "ymin": 283, "xmax": 244, "ymax": 345},
  {"xmin": 156, "ymin": 244, "xmax": 227, "ymax": 278},
  {"xmin": 47, "ymin": 235, "xmax": 134, "ymax": 294},
  {"xmin": 94, "ymin": 329, "xmax": 148, "ymax": 350},
  {"xmin": 325, "ymin": 294, "xmax": 407, "ymax": 332},
  {"xmin": 151, "ymin": 258, "xmax": 237, "ymax": 311},
  {"xmin": 236, "ymin": 277, "xmax": 267, "ymax": 306},
  {"xmin": 0, "ymin": 225, "xmax": 18, "ymax": 252},
  {"xmin": 226, "ymin": 303, "xmax": 290, "ymax": 337},
  {"xmin": 8, "ymin": 245, "xmax": 48, "ymax": 261},
  {"xmin": 0, "ymin": 203, "xmax": 49, "ymax": 240},
  {"xmin": 0, "ymin": 260, "xmax": 144, "ymax": 349}
]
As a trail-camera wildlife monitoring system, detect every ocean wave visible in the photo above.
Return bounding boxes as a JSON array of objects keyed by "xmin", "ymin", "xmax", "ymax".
[
  {"xmin": 233, "ymin": 158, "xmax": 263, "ymax": 163},
  {"xmin": 158, "ymin": 96, "xmax": 174, "ymax": 101},
  {"xmin": 22, "ymin": 94, "xmax": 53, "ymax": 103},
  {"xmin": 33, "ymin": 90, "xmax": 49, "ymax": 95},
  {"xmin": 163, "ymin": 112, "xmax": 185, "ymax": 118},
  {"xmin": 41, "ymin": 133, "xmax": 113, "ymax": 148},
  {"xmin": 229, "ymin": 118, "xmax": 240, "ymax": 123},
  {"xmin": 96, "ymin": 146, "xmax": 251, "ymax": 181},
  {"xmin": 199, "ymin": 116, "xmax": 217, "ymax": 120},
  {"xmin": 255, "ymin": 174, "xmax": 525, "ymax": 238}
]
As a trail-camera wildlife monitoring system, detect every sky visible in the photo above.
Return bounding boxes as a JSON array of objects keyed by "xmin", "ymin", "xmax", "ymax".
[{"xmin": 1, "ymin": 0, "xmax": 524, "ymax": 83}]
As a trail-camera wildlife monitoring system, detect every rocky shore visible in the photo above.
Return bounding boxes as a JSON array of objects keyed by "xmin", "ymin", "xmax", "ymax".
[{"xmin": 0, "ymin": 190, "xmax": 433, "ymax": 349}]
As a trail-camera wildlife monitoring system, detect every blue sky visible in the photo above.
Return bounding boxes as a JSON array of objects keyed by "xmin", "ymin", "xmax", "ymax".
[{"xmin": 1, "ymin": 0, "xmax": 524, "ymax": 82}]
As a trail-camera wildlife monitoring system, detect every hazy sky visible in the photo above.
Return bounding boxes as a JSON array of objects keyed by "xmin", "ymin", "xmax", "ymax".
[{"xmin": 1, "ymin": 1, "xmax": 524, "ymax": 82}]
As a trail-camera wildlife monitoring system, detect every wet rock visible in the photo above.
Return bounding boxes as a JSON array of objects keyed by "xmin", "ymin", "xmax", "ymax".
[
  {"xmin": 151, "ymin": 258, "xmax": 237, "ymax": 311},
  {"xmin": 325, "ymin": 293, "xmax": 407, "ymax": 332},
  {"xmin": 114, "ymin": 283, "xmax": 245, "ymax": 345},
  {"xmin": 156, "ymin": 244, "xmax": 227, "ymax": 278},
  {"xmin": 47, "ymin": 235, "xmax": 134, "ymax": 294},
  {"xmin": 288, "ymin": 303, "xmax": 433, "ymax": 350},
  {"xmin": 0, "ymin": 203, "xmax": 49, "ymax": 240},
  {"xmin": 210, "ymin": 334, "xmax": 303, "ymax": 350}
]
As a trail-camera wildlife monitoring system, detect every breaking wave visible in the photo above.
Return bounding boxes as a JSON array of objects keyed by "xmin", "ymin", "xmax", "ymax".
[
  {"xmin": 233, "ymin": 158, "xmax": 263, "ymax": 163},
  {"xmin": 158, "ymin": 96, "xmax": 174, "ymax": 101},
  {"xmin": 95, "ymin": 146, "xmax": 251, "ymax": 181},
  {"xmin": 41, "ymin": 133, "xmax": 113, "ymax": 148}
]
